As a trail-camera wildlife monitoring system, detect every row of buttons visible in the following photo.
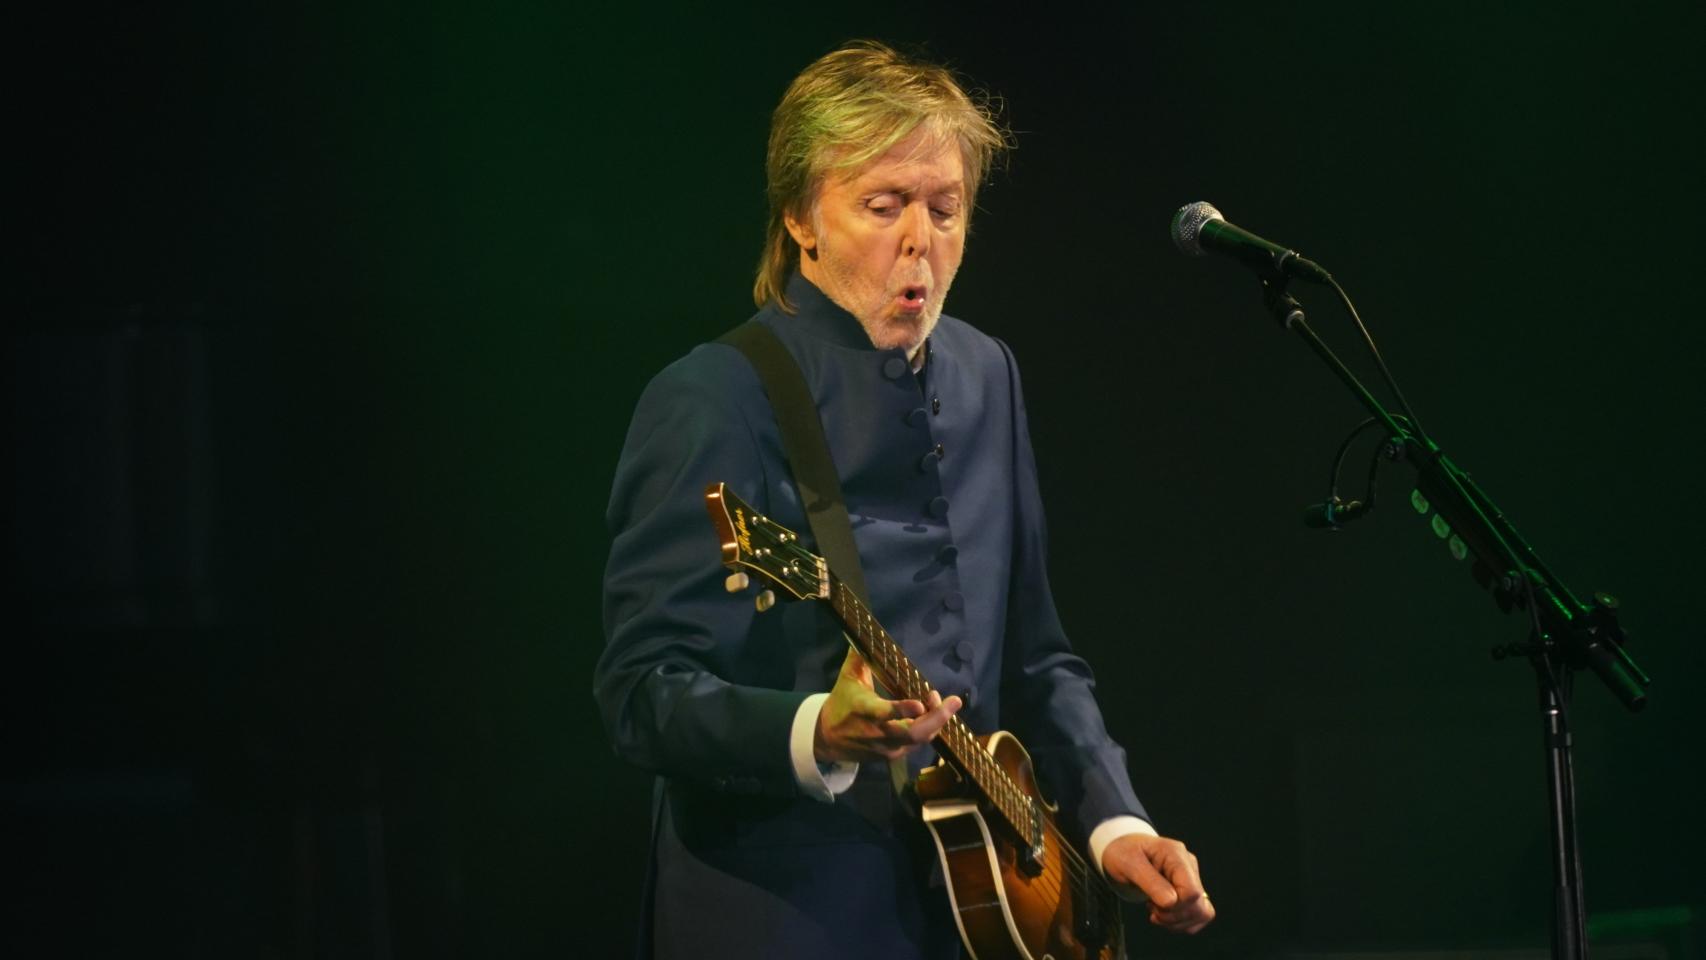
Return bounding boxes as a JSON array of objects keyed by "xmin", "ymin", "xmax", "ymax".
[
  {"xmin": 885, "ymin": 354, "xmax": 966, "ymax": 669},
  {"xmin": 904, "ymin": 391, "xmax": 947, "ymax": 516}
]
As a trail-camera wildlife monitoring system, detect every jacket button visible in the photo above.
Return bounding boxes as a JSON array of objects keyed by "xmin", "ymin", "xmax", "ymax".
[
  {"xmin": 954, "ymin": 640, "xmax": 975, "ymax": 662},
  {"xmin": 943, "ymin": 592, "xmax": 964, "ymax": 612},
  {"xmin": 918, "ymin": 450, "xmax": 941, "ymax": 473},
  {"xmin": 883, "ymin": 357, "xmax": 909, "ymax": 380},
  {"xmin": 928, "ymin": 496, "xmax": 950, "ymax": 518},
  {"xmin": 937, "ymin": 544, "xmax": 958, "ymax": 564},
  {"xmin": 934, "ymin": 442, "xmax": 945, "ymax": 459},
  {"xmin": 906, "ymin": 407, "xmax": 928, "ymax": 427},
  {"xmin": 932, "ymin": 396, "xmax": 941, "ymax": 414}
]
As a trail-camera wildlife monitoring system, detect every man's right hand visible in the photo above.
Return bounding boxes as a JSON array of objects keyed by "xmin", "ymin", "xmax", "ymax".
[{"xmin": 814, "ymin": 646, "xmax": 962, "ymax": 764}]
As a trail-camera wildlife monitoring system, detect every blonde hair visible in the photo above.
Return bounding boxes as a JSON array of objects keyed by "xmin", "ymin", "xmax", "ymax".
[{"xmin": 754, "ymin": 40, "xmax": 1010, "ymax": 313}]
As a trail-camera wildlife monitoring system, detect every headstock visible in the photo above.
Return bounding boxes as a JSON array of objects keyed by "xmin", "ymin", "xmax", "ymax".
[{"xmin": 704, "ymin": 482, "xmax": 829, "ymax": 610}]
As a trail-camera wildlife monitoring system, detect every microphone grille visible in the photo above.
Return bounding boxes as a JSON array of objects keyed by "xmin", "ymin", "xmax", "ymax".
[{"xmin": 1171, "ymin": 201, "xmax": 1224, "ymax": 256}]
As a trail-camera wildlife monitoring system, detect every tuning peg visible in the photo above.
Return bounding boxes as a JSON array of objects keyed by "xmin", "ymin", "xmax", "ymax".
[
  {"xmin": 724, "ymin": 572, "xmax": 750, "ymax": 593},
  {"xmin": 755, "ymin": 590, "xmax": 776, "ymax": 612}
]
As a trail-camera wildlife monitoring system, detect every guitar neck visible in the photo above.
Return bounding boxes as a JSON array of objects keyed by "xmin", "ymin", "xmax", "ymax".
[{"xmin": 826, "ymin": 575, "xmax": 1037, "ymax": 845}]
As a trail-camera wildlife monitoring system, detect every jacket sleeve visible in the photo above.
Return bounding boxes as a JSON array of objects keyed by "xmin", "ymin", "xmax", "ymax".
[
  {"xmin": 992, "ymin": 338, "xmax": 1153, "ymax": 841},
  {"xmin": 595, "ymin": 345, "xmax": 809, "ymax": 797}
]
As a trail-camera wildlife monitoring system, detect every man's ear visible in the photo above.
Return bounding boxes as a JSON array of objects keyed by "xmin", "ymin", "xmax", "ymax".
[{"xmin": 783, "ymin": 208, "xmax": 816, "ymax": 256}]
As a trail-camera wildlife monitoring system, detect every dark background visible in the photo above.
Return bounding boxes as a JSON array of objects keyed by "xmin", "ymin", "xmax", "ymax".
[{"xmin": 11, "ymin": 3, "xmax": 1704, "ymax": 957}]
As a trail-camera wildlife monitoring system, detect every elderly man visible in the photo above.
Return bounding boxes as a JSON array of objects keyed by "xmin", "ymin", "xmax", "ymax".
[{"xmin": 597, "ymin": 40, "xmax": 1213, "ymax": 958}]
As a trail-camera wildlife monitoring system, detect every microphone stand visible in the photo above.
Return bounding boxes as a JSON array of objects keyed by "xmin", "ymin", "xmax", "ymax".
[{"xmin": 1257, "ymin": 279, "xmax": 1650, "ymax": 960}]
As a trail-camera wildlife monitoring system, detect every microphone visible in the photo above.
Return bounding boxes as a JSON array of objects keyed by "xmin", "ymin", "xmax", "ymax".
[
  {"xmin": 1302, "ymin": 498, "xmax": 1370, "ymax": 529},
  {"xmin": 1171, "ymin": 202, "xmax": 1332, "ymax": 284}
]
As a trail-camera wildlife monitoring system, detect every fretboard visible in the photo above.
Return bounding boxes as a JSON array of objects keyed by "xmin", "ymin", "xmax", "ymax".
[{"xmin": 828, "ymin": 577, "xmax": 1038, "ymax": 847}]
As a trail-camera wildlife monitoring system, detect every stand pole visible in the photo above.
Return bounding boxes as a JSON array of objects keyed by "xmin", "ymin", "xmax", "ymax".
[{"xmin": 1537, "ymin": 654, "xmax": 1588, "ymax": 960}]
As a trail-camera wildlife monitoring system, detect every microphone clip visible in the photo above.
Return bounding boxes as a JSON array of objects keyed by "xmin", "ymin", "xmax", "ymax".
[
  {"xmin": 1304, "ymin": 496, "xmax": 1371, "ymax": 530},
  {"xmin": 1261, "ymin": 279, "xmax": 1305, "ymax": 331}
]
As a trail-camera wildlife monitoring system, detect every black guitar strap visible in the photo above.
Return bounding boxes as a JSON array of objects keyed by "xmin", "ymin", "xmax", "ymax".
[
  {"xmin": 717, "ymin": 320, "xmax": 871, "ymax": 608},
  {"xmin": 717, "ymin": 320, "xmax": 906, "ymax": 832}
]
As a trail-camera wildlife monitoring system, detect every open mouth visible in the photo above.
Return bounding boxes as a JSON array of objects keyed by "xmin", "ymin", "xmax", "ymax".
[{"xmin": 899, "ymin": 285, "xmax": 928, "ymax": 309}]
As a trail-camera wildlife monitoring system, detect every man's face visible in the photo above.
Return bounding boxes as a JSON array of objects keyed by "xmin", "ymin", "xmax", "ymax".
[{"xmin": 786, "ymin": 129, "xmax": 967, "ymax": 354}]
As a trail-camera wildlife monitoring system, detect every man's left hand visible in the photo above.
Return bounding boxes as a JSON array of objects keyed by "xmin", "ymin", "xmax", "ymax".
[{"xmin": 1100, "ymin": 833, "xmax": 1215, "ymax": 934}]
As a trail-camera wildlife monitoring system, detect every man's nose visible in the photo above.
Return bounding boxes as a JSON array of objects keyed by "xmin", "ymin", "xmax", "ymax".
[{"xmin": 900, "ymin": 202, "xmax": 931, "ymax": 259}]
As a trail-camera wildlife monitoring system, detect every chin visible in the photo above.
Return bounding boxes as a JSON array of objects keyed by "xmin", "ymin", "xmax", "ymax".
[{"xmin": 868, "ymin": 312, "xmax": 935, "ymax": 353}]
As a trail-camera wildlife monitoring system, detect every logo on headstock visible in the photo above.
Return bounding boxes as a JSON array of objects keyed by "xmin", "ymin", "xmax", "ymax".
[{"xmin": 734, "ymin": 507, "xmax": 753, "ymax": 554}]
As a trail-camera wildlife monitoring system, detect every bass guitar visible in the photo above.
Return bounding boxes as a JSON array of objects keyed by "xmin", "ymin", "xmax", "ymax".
[{"xmin": 705, "ymin": 481, "xmax": 1125, "ymax": 960}]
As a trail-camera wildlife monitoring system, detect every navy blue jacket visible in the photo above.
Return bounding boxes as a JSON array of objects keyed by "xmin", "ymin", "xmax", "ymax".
[{"xmin": 597, "ymin": 274, "xmax": 1147, "ymax": 957}]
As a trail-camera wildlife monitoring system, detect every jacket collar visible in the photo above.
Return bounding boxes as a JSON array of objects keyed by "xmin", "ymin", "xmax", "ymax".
[{"xmin": 773, "ymin": 272, "xmax": 881, "ymax": 351}]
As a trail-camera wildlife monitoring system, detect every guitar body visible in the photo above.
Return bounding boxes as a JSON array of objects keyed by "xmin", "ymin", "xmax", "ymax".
[{"xmin": 918, "ymin": 732, "xmax": 1123, "ymax": 960}]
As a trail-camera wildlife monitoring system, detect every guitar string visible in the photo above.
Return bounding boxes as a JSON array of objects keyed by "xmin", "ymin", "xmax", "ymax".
[
  {"xmin": 734, "ymin": 511, "xmax": 1125, "ymax": 940},
  {"xmin": 838, "ymin": 589, "xmax": 1131, "ymax": 926},
  {"xmin": 836, "ymin": 587, "xmax": 1082, "ymax": 864},
  {"xmin": 748, "ymin": 532, "xmax": 1125, "ymax": 920},
  {"xmin": 834, "ymin": 584, "xmax": 1103, "ymax": 895},
  {"xmin": 827, "ymin": 589, "xmax": 1128, "ymax": 931},
  {"xmin": 833, "ymin": 586, "xmax": 1125, "ymax": 910}
]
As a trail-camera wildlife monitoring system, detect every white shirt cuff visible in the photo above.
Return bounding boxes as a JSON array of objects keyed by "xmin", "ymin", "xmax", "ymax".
[
  {"xmin": 790, "ymin": 692, "xmax": 858, "ymax": 802},
  {"xmin": 1088, "ymin": 815, "xmax": 1158, "ymax": 877}
]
